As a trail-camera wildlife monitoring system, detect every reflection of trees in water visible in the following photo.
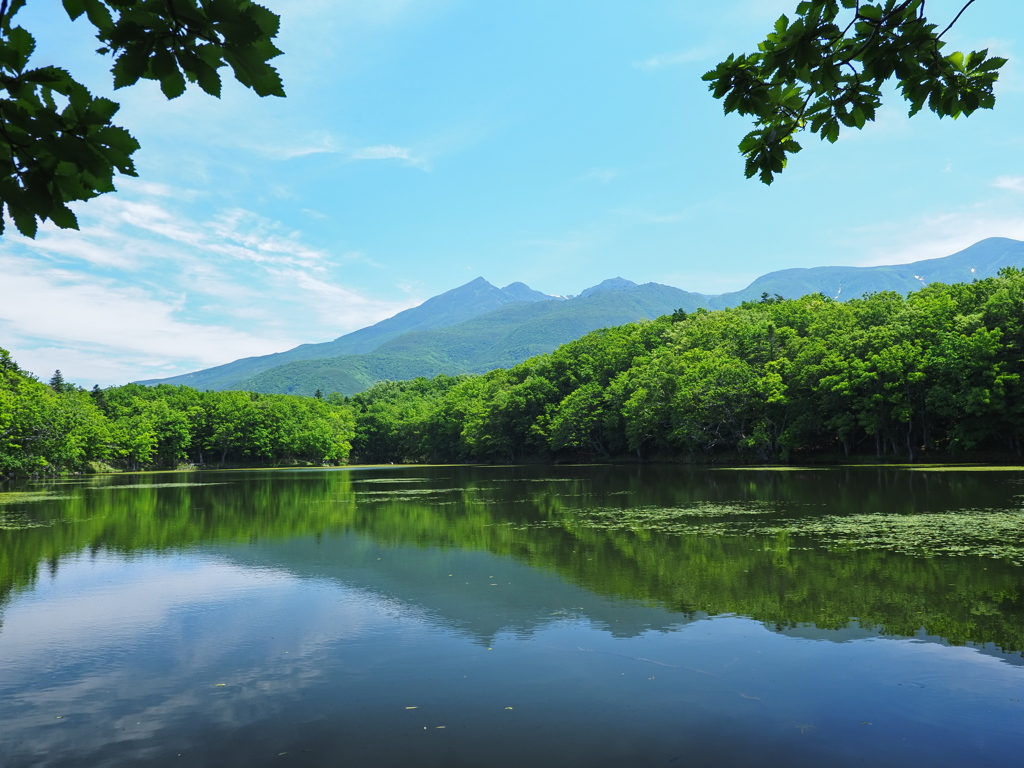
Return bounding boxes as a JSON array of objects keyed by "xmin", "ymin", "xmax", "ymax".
[{"xmin": 1, "ymin": 466, "xmax": 1022, "ymax": 653}]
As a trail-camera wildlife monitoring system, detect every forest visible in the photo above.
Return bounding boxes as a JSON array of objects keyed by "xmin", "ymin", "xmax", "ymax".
[
  {"xmin": 348, "ymin": 269, "xmax": 1024, "ymax": 464},
  {"xmin": 4, "ymin": 268, "xmax": 1024, "ymax": 477},
  {"xmin": 0, "ymin": 358, "xmax": 355, "ymax": 477}
]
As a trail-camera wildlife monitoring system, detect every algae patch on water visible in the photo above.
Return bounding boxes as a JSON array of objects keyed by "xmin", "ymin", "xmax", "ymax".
[
  {"xmin": 0, "ymin": 511, "xmax": 52, "ymax": 530},
  {"xmin": 900, "ymin": 465, "xmax": 1024, "ymax": 473},
  {"xmin": 543, "ymin": 503, "xmax": 1024, "ymax": 566},
  {"xmin": 0, "ymin": 491, "xmax": 72, "ymax": 529},
  {"xmin": 0, "ymin": 491, "xmax": 70, "ymax": 505},
  {"xmin": 354, "ymin": 478, "xmax": 432, "ymax": 484},
  {"xmin": 749, "ymin": 509, "xmax": 1024, "ymax": 565},
  {"xmin": 100, "ymin": 482, "xmax": 229, "ymax": 490}
]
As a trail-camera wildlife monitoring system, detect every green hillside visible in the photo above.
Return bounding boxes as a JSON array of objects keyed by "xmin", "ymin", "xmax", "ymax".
[
  {"xmin": 238, "ymin": 282, "xmax": 697, "ymax": 396},
  {"xmin": 136, "ymin": 277, "xmax": 558, "ymax": 390},
  {"xmin": 140, "ymin": 237, "xmax": 1024, "ymax": 397}
]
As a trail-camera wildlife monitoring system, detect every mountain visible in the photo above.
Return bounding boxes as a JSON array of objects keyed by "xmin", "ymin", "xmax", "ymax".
[
  {"xmin": 705, "ymin": 237, "xmax": 1024, "ymax": 307},
  {"xmin": 233, "ymin": 282, "xmax": 703, "ymax": 395},
  {"xmin": 137, "ymin": 277, "xmax": 559, "ymax": 390},
  {"xmin": 578, "ymin": 277, "xmax": 638, "ymax": 298},
  {"xmin": 140, "ymin": 237, "xmax": 1024, "ymax": 396}
]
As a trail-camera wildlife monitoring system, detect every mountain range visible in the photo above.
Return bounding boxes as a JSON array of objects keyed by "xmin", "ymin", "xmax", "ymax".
[{"xmin": 139, "ymin": 237, "xmax": 1024, "ymax": 396}]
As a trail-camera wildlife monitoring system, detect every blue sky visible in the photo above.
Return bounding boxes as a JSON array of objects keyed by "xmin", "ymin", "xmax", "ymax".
[{"xmin": 1, "ymin": 0, "xmax": 1022, "ymax": 387}]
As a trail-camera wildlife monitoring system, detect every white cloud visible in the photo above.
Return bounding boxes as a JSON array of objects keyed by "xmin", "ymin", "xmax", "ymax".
[
  {"xmin": 632, "ymin": 48, "xmax": 713, "ymax": 70},
  {"xmin": 579, "ymin": 169, "xmax": 620, "ymax": 184},
  {"xmin": 0, "ymin": 181, "xmax": 416, "ymax": 386},
  {"xmin": 251, "ymin": 134, "xmax": 432, "ymax": 169},
  {"xmin": 853, "ymin": 208, "xmax": 1024, "ymax": 267},
  {"xmin": 994, "ymin": 176, "xmax": 1024, "ymax": 193},
  {"xmin": 280, "ymin": 135, "xmax": 340, "ymax": 159},
  {"xmin": 0, "ymin": 255, "xmax": 290, "ymax": 383},
  {"xmin": 350, "ymin": 144, "xmax": 431, "ymax": 169}
]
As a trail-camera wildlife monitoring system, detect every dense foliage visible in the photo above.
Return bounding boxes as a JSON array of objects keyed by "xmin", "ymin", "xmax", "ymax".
[
  {"xmin": 6, "ymin": 270, "xmax": 1024, "ymax": 474},
  {"xmin": 707, "ymin": 0, "xmax": 1006, "ymax": 183},
  {"xmin": 0, "ymin": 351, "xmax": 353, "ymax": 477},
  {"xmin": 229, "ymin": 282, "xmax": 695, "ymax": 397},
  {"xmin": 348, "ymin": 269, "xmax": 1024, "ymax": 463},
  {"xmin": 0, "ymin": 0, "xmax": 283, "ymax": 237}
]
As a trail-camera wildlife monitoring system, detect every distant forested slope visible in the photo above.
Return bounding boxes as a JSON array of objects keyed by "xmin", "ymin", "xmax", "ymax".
[
  {"xmin": 348, "ymin": 268, "xmax": 1024, "ymax": 464},
  {"xmin": 139, "ymin": 238, "xmax": 1024, "ymax": 396},
  {"xmin": 8, "ymin": 266, "xmax": 1024, "ymax": 476},
  {"xmin": 136, "ymin": 277, "xmax": 559, "ymax": 391},
  {"xmin": 238, "ymin": 282, "xmax": 699, "ymax": 396}
]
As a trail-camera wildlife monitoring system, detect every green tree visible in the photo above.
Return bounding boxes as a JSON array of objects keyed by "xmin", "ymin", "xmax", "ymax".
[
  {"xmin": 1, "ymin": 351, "xmax": 110, "ymax": 475},
  {"xmin": 547, "ymin": 382, "xmax": 612, "ymax": 458},
  {"xmin": 0, "ymin": 0, "xmax": 283, "ymax": 237},
  {"xmin": 705, "ymin": 0, "xmax": 1006, "ymax": 183},
  {"xmin": 48, "ymin": 369, "xmax": 69, "ymax": 393}
]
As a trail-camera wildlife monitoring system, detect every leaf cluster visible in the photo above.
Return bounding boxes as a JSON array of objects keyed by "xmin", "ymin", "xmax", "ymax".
[
  {"xmin": 703, "ymin": 1, "xmax": 1006, "ymax": 183},
  {"xmin": 0, "ymin": 0, "xmax": 283, "ymax": 237}
]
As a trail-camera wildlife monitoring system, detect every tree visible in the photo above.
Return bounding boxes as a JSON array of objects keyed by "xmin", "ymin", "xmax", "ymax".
[
  {"xmin": 0, "ymin": 0, "xmax": 283, "ymax": 237},
  {"xmin": 48, "ymin": 369, "xmax": 68, "ymax": 392},
  {"xmin": 704, "ymin": 1, "xmax": 1006, "ymax": 183}
]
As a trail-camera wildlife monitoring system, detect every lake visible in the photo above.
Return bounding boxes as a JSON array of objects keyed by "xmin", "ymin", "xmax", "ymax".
[{"xmin": 1, "ymin": 464, "xmax": 1023, "ymax": 767}]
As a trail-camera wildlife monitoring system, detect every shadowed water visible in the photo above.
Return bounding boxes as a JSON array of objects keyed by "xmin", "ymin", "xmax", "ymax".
[{"xmin": 1, "ymin": 465, "xmax": 1022, "ymax": 767}]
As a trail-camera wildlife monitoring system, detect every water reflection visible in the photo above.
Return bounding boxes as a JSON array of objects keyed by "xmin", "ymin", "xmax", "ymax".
[
  {"xmin": 3, "ymin": 465, "xmax": 1024, "ymax": 652},
  {"xmin": 1, "ymin": 466, "xmax": 1023, "ymax": 766}
]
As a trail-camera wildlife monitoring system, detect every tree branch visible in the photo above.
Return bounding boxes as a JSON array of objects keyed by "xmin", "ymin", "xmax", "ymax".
[{"xmin": 938, "ymin": 0, "xmax": 979, "ymax": 40}]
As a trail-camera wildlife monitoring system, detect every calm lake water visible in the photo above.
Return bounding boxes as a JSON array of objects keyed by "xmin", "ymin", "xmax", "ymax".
[{"xmin": 1, "ymin": 464, "xmax": 1023, "ymax": 767}]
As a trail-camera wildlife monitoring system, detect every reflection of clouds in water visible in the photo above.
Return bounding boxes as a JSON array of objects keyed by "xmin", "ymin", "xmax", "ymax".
[
  {"xmin": 0, "ymin": 552, "xmax": 434, "ymax": 767},
  {"xmin": 0, "ymin": 552, "xmax": 424, "ymax": 669},
  {"xmin": 0, "ymin": 555, "xmax": 288, "ymax": 665}
]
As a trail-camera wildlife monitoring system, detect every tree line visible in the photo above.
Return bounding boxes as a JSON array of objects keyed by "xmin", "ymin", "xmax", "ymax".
[
  {"xmin": 1, "ymin": 355, "xmax": 354, "ymax": 477},
  {"xmin": 348, "ymin": 269, "xmax": 1024, "ymax": 464},
  {"xmin": 5, "ymin": 268, "xmax": 1024, "ymax": 476}
]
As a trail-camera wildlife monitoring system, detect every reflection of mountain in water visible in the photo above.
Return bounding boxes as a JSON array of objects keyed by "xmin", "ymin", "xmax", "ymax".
[
  {"xmin": 2, "ymin": 465, "xmax": 1024, "ymax": 658},
  {"xmin": 214, "ymin": 533, "xmax": 700, "ymax": 645},
  {"xmin": 211, "ymin": 532, "xmax": 1024, "ymax": 668}
]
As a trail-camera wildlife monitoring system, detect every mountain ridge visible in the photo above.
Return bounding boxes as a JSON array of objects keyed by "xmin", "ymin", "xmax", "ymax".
[
  {"xmin": 139, "ymin": 237, "xmax": 1024, "ymax": 395},
  {"xmin": 137, "ymin": 276, "xmax": 559, "ymax": 390}
]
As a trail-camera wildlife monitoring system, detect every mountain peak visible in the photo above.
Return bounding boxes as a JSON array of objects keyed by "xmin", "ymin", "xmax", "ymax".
[
  {"xmin": 501, "ymin": 282, "xmax": 563, "ymax": 303},
  {"xmin": 579, "ymin": 277, "xmax": 638, "ymax": 298}
]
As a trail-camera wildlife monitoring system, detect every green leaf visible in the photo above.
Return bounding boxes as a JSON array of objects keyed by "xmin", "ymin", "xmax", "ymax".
[
  {"xmin": 5, "ymin": 26, "xmax": 36, "ymax": 69},
  {"xmin": 194, "ymin": 62, "xmax": 223, "ymax": 98},
  {"xmin": 61, "ymin": 0, "xmax": 86, "ymax": 21},
  {"xmin": 151, "ymin": 49, "xmax": 186, "ymax": 99},
  {"xmin": 8, "ymin": 205, "xmax": 38, "ymax": 239},
  {"xmin": 48, "ymin": 204, "xmax": 79, "ymax": 231},
  {"xmin": 112, "ymin": 46, "xmax": 150, "ymax": 90},
  {"xmin": 80, "ymin": 0, "xmax": 114, "ymax": 33}
]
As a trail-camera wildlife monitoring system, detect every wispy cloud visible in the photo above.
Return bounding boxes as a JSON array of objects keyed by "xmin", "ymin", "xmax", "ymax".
[
  {"xmin": 994, "ymin": 176, "xmax": 1024, "ymax": 193},
  {"xmin": 853, "ymin": 207, "xmax": 1024, "ymax": 267},
  {"xmin": 0, "ymin": 181, "xmax": 416, "ymax": 385},
  {"xmin": 350, "ymin": 144, "xmax": 431, "ymax": 169},
  {"xmin": 579, "ymin": 168, "xmax": 620, "ymax": 184},
  {"xmin": 632, "ymin": 48, "xmax": 712, "ymax": 70},
  {"xmin": 255, "ymin": 134, "xmax": 431, "ymax": 169},
  {"xmin": 280, "ymin": 134, "xmax": 341, "ymax": 159}
]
